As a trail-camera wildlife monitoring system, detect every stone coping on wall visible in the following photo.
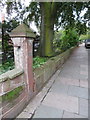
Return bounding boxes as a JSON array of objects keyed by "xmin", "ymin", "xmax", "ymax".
[
  {"xmin": 33, "ymin": 46, "xmax": 75, "ymax": 92},
  {"xmin": 0, "ymin": 68, "xmax": 24, "ymax": 83},
  {"xmin": 33, "ymin": 47, "xmax": 75, "ymax": 76}
]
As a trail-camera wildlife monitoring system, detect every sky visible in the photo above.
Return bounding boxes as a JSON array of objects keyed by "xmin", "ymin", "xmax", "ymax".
[
  {"xmin": 0, "ymin": 0, "xmax": 31, "ymax": 22},
  {"xmin": 0, "ymin": 0, "xmax": 38, "ymax": 32}
]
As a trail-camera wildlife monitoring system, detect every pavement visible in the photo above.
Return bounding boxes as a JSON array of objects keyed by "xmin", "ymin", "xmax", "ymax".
[{"xmin": 17, "ymin": 43, "xmax": 88, "ymax": 119}]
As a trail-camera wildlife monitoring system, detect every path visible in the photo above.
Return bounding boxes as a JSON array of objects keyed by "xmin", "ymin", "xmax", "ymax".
[{"xmin": 17, "ymin": 43, "xmax": 88, "ymax": 119}]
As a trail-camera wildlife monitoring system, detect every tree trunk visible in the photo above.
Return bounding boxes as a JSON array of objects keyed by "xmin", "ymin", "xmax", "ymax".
[
  {"xmin": 2, "ymin": 24, "xmax": 7, "ymax": 64},
  {"xmin": 40, "ymin": 3, "xmax": 55, "ymax": 57}
]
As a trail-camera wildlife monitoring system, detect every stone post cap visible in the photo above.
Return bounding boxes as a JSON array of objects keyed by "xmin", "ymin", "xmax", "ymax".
[{"xmin": 10, "ymin": 23, "xmax": 36, "ymax": 38}]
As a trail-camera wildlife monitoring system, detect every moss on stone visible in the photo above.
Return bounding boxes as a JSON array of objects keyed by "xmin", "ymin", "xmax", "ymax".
[{"xmin": 1, "ymin": 86, "xmax": 23, "ymax": 102}]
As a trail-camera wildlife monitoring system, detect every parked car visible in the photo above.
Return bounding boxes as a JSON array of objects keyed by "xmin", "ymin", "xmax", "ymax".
[{"xmin": 85, "ymin": 39, "xmax": 90, "ymax": 48}]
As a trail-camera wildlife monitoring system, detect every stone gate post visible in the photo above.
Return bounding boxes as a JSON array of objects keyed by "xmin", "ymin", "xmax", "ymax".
[{"xmin": 10, "ymin": 24, "xmax": 36, "ymax": 99}]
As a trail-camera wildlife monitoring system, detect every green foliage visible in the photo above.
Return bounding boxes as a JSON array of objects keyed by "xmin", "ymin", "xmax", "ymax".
[
  {"xmin": 79, "ymin": 31, "xmax": 90, "ymax": 40},
  {"xmin": 2, "ymin": 86, "xmax": 23, "ymax": 102},
  {"xmin": 0, "ymin": 59, "xmax": 15, "ymax": 75},
  {"xmin": 2, "ymin": 19, "xmax": 19, "ymax": 33},
  {"xmin": 53, "ymin": 30, "xmax": 63, "ymax": 53},
  {"xmin": 33, "ymin": 56, "xmax": 48, "ymax": 69},
  {"xmin": 53, "ymin": 28, "xmax": 79, "ymax": 52},
  {"xmin": 0, "ymin": 56, "xmax": 48, "ymax": 74},
  {"xmin": 75, "ymin": 22, "xmax": 87, "ymax": 36},
  {"xmin": 0, "ymin": 40, "xmax": 1, "ymax": 49},
  {"xmin": 2, "ymin": 20, "xmax": 19, "ymax": 64},
  {"xmin": 4, "ymin": 1, "xmax": 89, "ymax": 57},
  {"xmin": 61, "ymin": 28, "xmax": 79, "ymax": 51}
]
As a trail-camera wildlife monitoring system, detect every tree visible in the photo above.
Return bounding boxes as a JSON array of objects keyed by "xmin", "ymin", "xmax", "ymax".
[
  {"xmin": 76, "ymin": 22, "xmax": 87, "ymax": 35},
  {"xmin": 3, "ymin": 1, "xmax": 90, "ymax": 57},
  {"xmin": 2, "ymin": 20, "xmax": 19, "ymax": 64},
  {"xmin": 40, "ymin": 3, "xmax": 56, "ymax": 56},
  {"xmin": 24, "ymin": 2, "xmax": 89, "ymax": 57}
]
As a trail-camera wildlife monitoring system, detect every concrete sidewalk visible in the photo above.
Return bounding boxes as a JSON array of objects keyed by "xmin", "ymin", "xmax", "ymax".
[{"xmin": 17, "ymin": 44, "xmax": 88, "ymax": 119}]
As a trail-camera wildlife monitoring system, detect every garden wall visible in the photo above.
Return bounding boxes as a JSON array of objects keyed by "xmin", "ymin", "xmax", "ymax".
[
  {"xmin": 0, "ymin": 46, "xmax": 75, "ymax": 119},
  {"xmin": 0, "ymin": 68, "xmax": 29, "ymax": 118},
  {"xmin": 34, "ymin": 47, "xmax": 75, "ymax": 92},
  {"xmin": 0, "ymin": 24, "xmax": 76, "ymax": 119}
]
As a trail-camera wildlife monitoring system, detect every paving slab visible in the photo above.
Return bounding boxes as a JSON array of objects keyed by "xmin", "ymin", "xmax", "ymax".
[
  {"xmin": 80, "ymin": 71, "xmax": 88, "ymax": 76},
  {"xmin": 74, "ymin": 114, "xmax": 87, "ymax": 118},
  {"xmin": 79, "ymin": 98, "xmax": 88, "ymax": 117},
  {"xmin": 42, "ymin": 92, "xmax": 78, "ymax": 113},
  {"xmin": 68, "ymin": 85, "xmax": 88, "ymax": 99},
  {"xmin": 50, "ymin": 82, "xmax": 69, "ymax": 94},
  {"xmin": 62, "ymin": 111, "xmax": 75, "ymax": 118},
  {"xmin": 58, "ymin": 77, "xmax": 79, "ymax": 86},
  {"xmin": 33, "ymin": 104, "xmax": 63, "ymax": 118},
  {"xmin": 17, "ymin": 44, "xmax": 88, "ymax": 119},
  {"xmin": 80, "ymin": 80, "xmax": 88, "ymax": 88}
]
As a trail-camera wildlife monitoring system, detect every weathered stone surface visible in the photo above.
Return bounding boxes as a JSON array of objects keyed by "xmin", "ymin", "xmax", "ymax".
[
  {"xmin": 17, "ymin": 44, "xmax": 88, "ymax": 119},
  {"xmin": 17, "ymin": 111, "xmax": 32, "ymax": 118},
  {"xmin": 63, "ymin": 111, "xmax": 75, "ymax": 118},
  {"xmin": 33, "ymin": 104, "xmax": 63, "ymax": 118},
  {"xmin": 2, "ymin": 94, "xmax": 26, "ymax": 118},
  {"xmin": 8, "ymin": 69, "xmax": 24, "ymax": 79},
  {"xmin": 59, "ymin": 77, "xmax": 79, "ymax": 86},
  {"xmin": 42, "ymin": 92, "xmax": 78, "ymax": 113},
  {"xmin": 50, "ymin": 82, "xmax": 69, "ymax": 94},
  {"xmin": 2, "ymin": 80, "xmax": 10, "ymax": 92},
  {"xmin": 68, "ymin": 86, "xmax": 88, "ymax": 99},
  {"xmin": 35, "ymin": 73, "xmax": 44, "ymax": 91},
  {"xmin": 1, "ymin": 23, "xmax": 36, "ymax": 119},
  {"xmin": 80, "ymin": 80, "xmax": 88, "ymax": 88},
  {"xmin": 34, "ymin": 47, "xmax": 74, "ymax": 93},
  {"xmin": 79, "ymin": 98, "xmax": 88, "ymax": 117},
  {"xmin": 0, "ymin": 69, "xmax": 23, "ymax": 83},
  {"xmin": 0, "ymin": 74, "xmax": 8, "ymax": 83},
  {"xmin": 74, "ymin": 114, "xmax": 87, "ymax": 118},
  {"xmin": 10, "ymin": 23, "xmax": 36, "ymax": 38}
]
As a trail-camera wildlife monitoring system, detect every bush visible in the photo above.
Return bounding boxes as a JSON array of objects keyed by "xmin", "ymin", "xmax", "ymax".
[
  {"xmin": 79, "ymin": 31, "xmax": 90, "ymax": 41},
  {"xmin": 0, "ymin": 56, "xmax": 48, "ymax": 74},
  {"xmin": 60, "ymin": 28, "xmax": 79, "ymax": 51},
  {"xmin": 33, "ymin": 56, "xmax": 48, "ymax": 69},
  {"xmin": 53, "ymin": 30, "xmax": 63, "ymax": 53},
  {"xmin": 53, "ymin": 28, "xmax": 79, "ymax": 53},
  {"xmin": 0, "ymin": 59, "xmax": 15, "ymax": 75}
]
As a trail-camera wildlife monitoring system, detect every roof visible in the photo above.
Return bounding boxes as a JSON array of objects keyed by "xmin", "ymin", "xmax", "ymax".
[{"xmin": 10, "ymin": 23, "xmax": 36, "ymax": 38}]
